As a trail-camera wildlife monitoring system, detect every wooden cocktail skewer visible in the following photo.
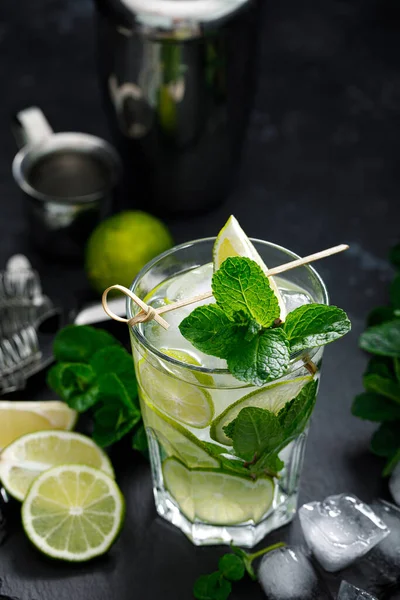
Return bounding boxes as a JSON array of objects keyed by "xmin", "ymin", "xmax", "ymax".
[{"xmin": 102, "ymin": 243, "xmax": 349, "ymax": 329}]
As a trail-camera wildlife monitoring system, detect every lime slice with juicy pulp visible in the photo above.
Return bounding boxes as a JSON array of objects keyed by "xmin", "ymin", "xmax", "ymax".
[
  {"xmin": 137, "ymin": 358, "xmax": 214, "ymax": 428},
  {"xmin": 0, "ymin": 401, "xmax": 77, "ymax": 450},
  {"xmin": 141, "ymin": 393, "xmax": 219, "ymax": 468},
  {"xmin": 22, "ymin": 464, "xmax": 124, "ymax": 562},
  {"xmin": 0, "ymin": 431, "xmax": 114, "ymax": 502},
  {"xmin": 210, "ymin": 375, "xmax": 313, "ymax": 445},
  {"xmin": 213, "ymin": 215, "xmax": 286, "ymax": 320},
  {"xmin": 163, "ymin": 458, "xmax": 274, "ymax": 525},
  {"xmin": 160, "ymin": 348, "xmax": 214, "ymax": 387}
]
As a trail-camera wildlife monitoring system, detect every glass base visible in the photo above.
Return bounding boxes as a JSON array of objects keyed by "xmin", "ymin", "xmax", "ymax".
[{"xmin": 154, "ymin": 486, "xmax": 299, "ymax": 547}]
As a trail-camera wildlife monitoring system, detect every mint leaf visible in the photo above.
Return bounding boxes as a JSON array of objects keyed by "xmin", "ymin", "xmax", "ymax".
[
  {"xmin": 132, "ymin": 424, "xmax": 149, "ymax": 458},
  {"xmin": 193, "ymin": 572, "xmax": 231, "ymax": 600},
  {"xmin": 395, "ymin": 358, "xmax": 400, "ymax": 382},
  {"xmin": 212, "ymin": 257, "xmax": 280, "ymax": 327},
  {"xmin": 90, "ymin": 346, "xmax": 138, "ymax": 406},
  {"xmin": 244, "ymin": 319, "xmax": 263, "ymax": 342},
  {"xmin": 367, "ymin": 306, "xmax": 396, "ymax": 327},
  {"xmin": 383, "ymin": 447, "xmax": 400, "ymax": 476},
  {"xmin": 283, "ymin": 304, "xmax": 351, "ymax": 353},
  {"xmin": 227, "ymin": 407, "xmax": 282, "ymax": 462},
  {"xmin": 53, "ymin": 325, "xmax": 119, "ymax": 363},
  {"xmin": 363, "ymin": 374, "xmax": 400, "ymax": 405},
  {"xmin": 370, "ymin": 421, "xmax": 400, "ymax": 457},
  {"xmin": 390, "ymin": 276, "xmax": 400, "ymax": 310},
  {"xmin": 227, "ymin": 328, "xmax": 290, "ymax": 386},
  {"xmin": 47, "ymin": 362, "xmax": 98, "ymax": 411},
  {"xmin": 179, "ymin": 305, "xmax": 241, "ymax": 359},
  {"xmin": 231, "ymin": 545, "xmax": 256, "ymax": 580},
  {"xmin": 352, "ymin": 392, "xmax": 400, "ymax": 422},
  {"xmin": 277, "ymin": 380, "xmax": 318, "ymax": 443},
  {"xmin": 47, "ymin": 363, "xmax": 66, "ymax": 398},
  {"xmin": 204, "ymin": 447, "xmax": 250, "ymax": 477},
  {"xmin": 218, "ymin": 554, "xmax": 245, "ymax": 581},
  {"xmin": 359, "ymin": 321, "xmax": 400, "ymax": 357},
  {"xmin": 92, "ymin": 373, "xmax": 141, "ymax": 447},
  {"xmin": 250, "ymin": 452, "xmax": 284, "ymax": 477},
  {"xmin": 365, "ymin": 356, "xmax": 395, "ymax": 379}
]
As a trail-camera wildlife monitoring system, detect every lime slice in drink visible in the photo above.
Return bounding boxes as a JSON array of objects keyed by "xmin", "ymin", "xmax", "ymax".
[
  {"xmin": 0, "ymin": 401, "xmax": 77, "ymax": 450},
  {"xmin": 160, "ymin": 348, "xmax": 214, "ymax": 387},
  {"xmin": 163, "ymin": 458, "xmax": 274, "ymax": 525},
  {"xmin": 210, "ymin": 375, "xmax": 313, "ymax": 445},
  {"xmin": 137, "ymin": 359, "xmax": 214, "ymax": 428},
  {"xmin": 0, "ymin": 431, "xmax": 114, "ymax": 502},
  {"xmin": 213, "ymin": 215, "xmax": 286, "ymax": 319},
  {"xmin": 22, "ymin": 464, "xmax": 124, "ymax": 562},
  {"xmin": 141, "ymin": 394, "xmax": 219, "ymax": 468}
]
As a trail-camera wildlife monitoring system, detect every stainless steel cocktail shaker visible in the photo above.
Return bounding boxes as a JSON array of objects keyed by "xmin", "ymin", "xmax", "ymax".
[{"xmin": 93, "ymin": 0, "xmax": 260, "ymax": 214}]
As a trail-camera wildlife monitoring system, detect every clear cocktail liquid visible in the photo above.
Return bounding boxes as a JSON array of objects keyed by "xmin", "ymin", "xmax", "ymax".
[{"xmin": 132, "ymin": 263, "xmax": 322, "ymax": 547}]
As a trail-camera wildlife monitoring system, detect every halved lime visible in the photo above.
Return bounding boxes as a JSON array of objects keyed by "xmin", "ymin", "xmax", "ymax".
[
  {"xmin": 0, "ymin": 401, "xmax": 77, "ymax": 451},
  {"xmin": 0, "ymin": 431, "xmax": 114, "ymax": 502},
  {"xmin": 141, "ymin": 393, "xmax": 219, "ymax": 468},
  {"xmin": 160, "ymin": 348, "xmax": 214, "ymax": 387},
  {"xmin": 163, "ymin": 458, "xmax": 274, "ymax": 525},
  {"xmin": 22, "ymin": 464, "xmax": 124, "ymax": 562},
  {"xmin": 137, "ymin": 359, "xmax": 214, "ymax": 428},
  {"xmin": 210, "ymin": 376, "xmax": 313, "ymax": 445},
  {"xmin": 213, "ymin": 215, "xmax": 286, "ymax": 320}
]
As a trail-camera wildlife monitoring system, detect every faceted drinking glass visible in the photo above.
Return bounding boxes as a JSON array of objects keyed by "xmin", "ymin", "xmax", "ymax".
[{"xmin": 128, "ymin": 238, "xmax": 328, "ymax": 547}]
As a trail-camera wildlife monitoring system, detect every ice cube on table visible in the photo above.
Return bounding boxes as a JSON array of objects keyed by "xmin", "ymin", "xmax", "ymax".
[
  {"xmin": 257, "ymin": 546, "xmax": 332, "ymax": 600},
  {"xmin": 389, "ymin": 463, "xmax": 400, "ymax": 506},
  {"xmin": 337, "ymin": 581, "xmax": 378, "ymax": 599},
  {"xmin": 299, "ymin": 493, "xmax": 390, "ymax": 572},
  {"xmin": 364, "ymin": 500, "xmax": 400, "ymax": 589}
]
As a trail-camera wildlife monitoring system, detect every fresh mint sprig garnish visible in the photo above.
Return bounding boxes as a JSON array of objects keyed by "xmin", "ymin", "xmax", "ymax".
[
  {"xmin": 47, "ymin": 324, "xmax": 145, "ymax": 453},
  {"xmin": 352, "ymin": 243, "xmax": 400, "ymax": 475},
  {"xmin": 193, "ymin": 542, "xmax": 285, "ymax": 600},
  {"xmin": 179, "ymin": 256, "xmax": 351, "ymax": 386}
]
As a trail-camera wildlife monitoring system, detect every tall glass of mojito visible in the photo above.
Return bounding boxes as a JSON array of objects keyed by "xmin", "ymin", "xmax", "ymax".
[{"xmin": 128, "ymin": 218, "xmax": 350, "ymax": 547}]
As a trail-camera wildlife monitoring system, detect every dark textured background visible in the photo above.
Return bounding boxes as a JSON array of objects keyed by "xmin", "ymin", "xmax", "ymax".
[{"xmin": 0, "ymin": 0, "xmax": 400, "ymax": 598}]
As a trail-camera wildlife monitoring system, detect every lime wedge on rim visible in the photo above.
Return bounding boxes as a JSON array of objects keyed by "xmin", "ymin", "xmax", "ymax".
[
  {"xmin": 22, "ymin": 464, "xmax": 124, "ymax": 562},
  {"xmin": 137, "ymin": 358, "xmax": 214, "ymax": 428},
  {"xmin": 163, "ymin": 457, "xmax": 274, "ymax": 525},
  {"xmin": 210, "ymin": 375, "xmax": 313, "ymax": 445},
  {"xmin": 140, "ymin": 392, "xmax": 219, "ymax": 468},
  {"xmin": 0, "ymin": 430, "xmax": 114, "ymax": 502},
  {"xmin": 213, "ymin": 215, "xmax": 286, "ymax": 320},
  {"xmin": 0, "ymin": 401, "xmax": 77, "ymax": 450}
]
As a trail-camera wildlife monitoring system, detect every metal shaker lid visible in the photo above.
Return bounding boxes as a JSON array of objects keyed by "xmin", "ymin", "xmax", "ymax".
[{"xmin": 120, "ymin": 0, "xmax": 249, "ymax": 25}]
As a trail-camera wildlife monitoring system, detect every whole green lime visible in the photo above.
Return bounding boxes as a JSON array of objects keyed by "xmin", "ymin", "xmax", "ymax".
[{"xmin": 85, "ymin": 211, "xmax": 173, "ymax": 295}]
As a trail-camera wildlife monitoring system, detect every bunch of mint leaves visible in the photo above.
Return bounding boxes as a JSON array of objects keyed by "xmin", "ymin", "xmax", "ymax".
[
  {"xmin": 179, "ymin": 256, "xmax": 351, "ymax": 387},
  {"xmin": 352, "ymin": 243, "xmax": 400, "ymax": 475},
  {"xmin": 193, "ymin": 542, "xmax": 285, "ymax": 600},
  {"xmin": 216, "ymin": 379, "xmax": 318, "ymax": 477},
  {"xmin": 47, "ymin": 325, "xmax": 147, "ymax": 454}
]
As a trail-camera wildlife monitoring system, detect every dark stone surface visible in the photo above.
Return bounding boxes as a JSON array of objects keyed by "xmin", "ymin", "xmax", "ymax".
[{"xmin": 0, "ymin": 0, "xmax": 400, "ymax": 598}]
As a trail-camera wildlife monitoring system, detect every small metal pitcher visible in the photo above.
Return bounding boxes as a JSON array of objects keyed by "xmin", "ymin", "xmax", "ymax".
[{"xmin": 12, "ymin": 107, "xmax": 121, "ymax": 260}]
